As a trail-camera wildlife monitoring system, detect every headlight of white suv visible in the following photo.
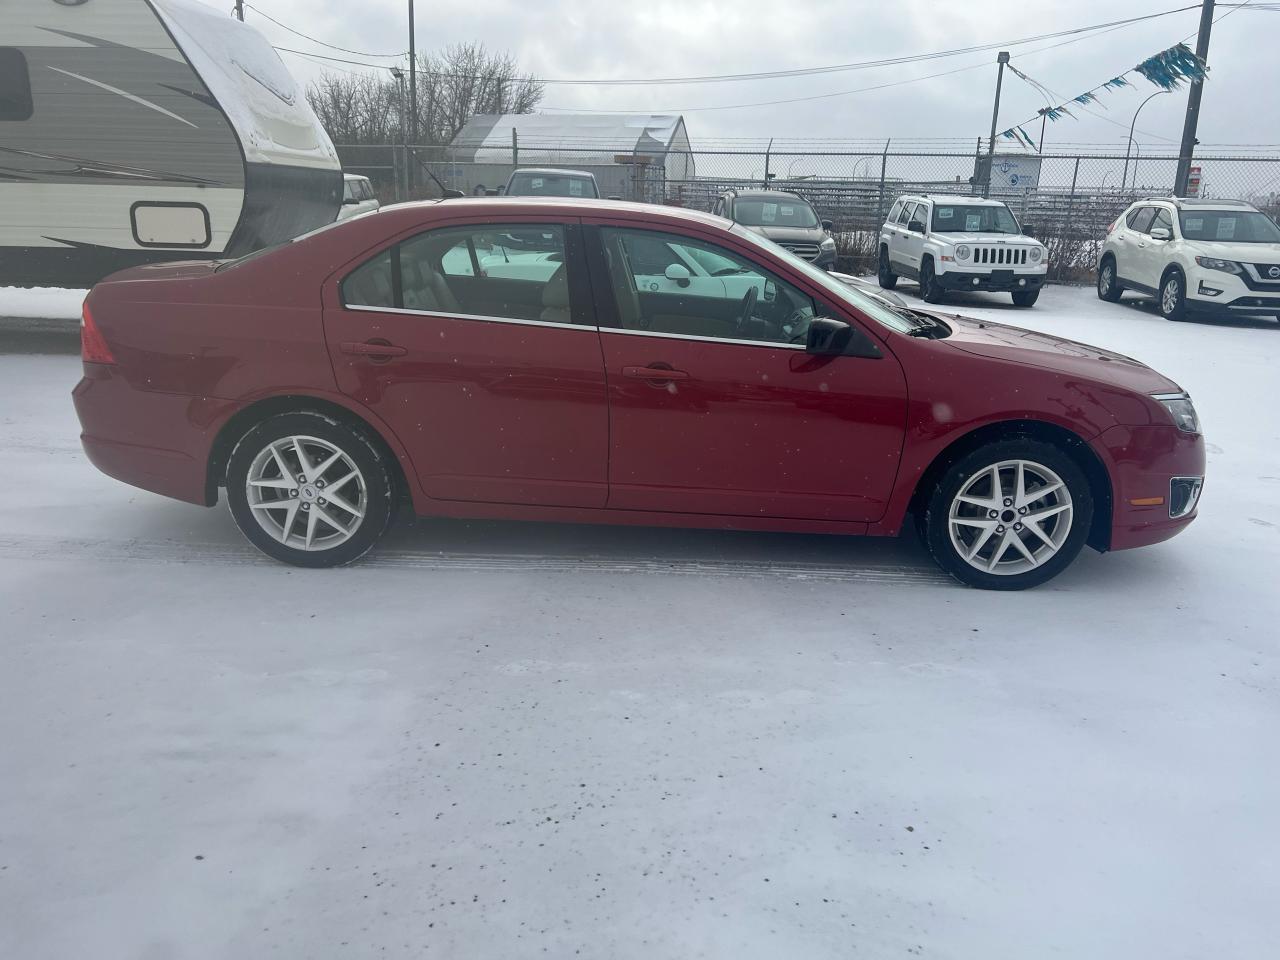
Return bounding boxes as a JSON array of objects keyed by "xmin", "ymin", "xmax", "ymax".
[
  {"xmin": 955, "ymin": 245, "xmax": 971, "ymax": 260},
  {"xmin": 819, "ymin": 236, "xmax": 836, "ymax": 252},
  {"xmin": 1029, "ymin": 246, "xmax": 1043, "ymax": 262},
  {"xmin": 1154, "ymin": 392, "xmax": 1200, "ymax": 433},
  {"xmin": 1194, "ymin": 256, "xmax": 1242, "ymax": 274}
]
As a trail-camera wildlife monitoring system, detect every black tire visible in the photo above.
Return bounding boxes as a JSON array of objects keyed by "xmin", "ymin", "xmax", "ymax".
[
  {"xmin": 919, "ymin": 257, "xmax": 944, "ymax": 303},
  {"xmin": 1011, "ymin": 290, "xmax": 1040, "ymax": 308},
  {"xmin": 226, "ymin": 412, "xmax": 396, "ymax": 568},
  {"xmin": 1158, "ymin": 269, "xmax": 1186, "ymax": 321},
  {"xmin": 1097, "ymin": 256, "xmax": 1122, "ymax": 302},
  {"xmin": 878, "ymin": 246, "xmax": 898, "ymax": 289},
  {"xmin": 920, "ymin": 438, "xmax": 1094, "ymax": 591}
]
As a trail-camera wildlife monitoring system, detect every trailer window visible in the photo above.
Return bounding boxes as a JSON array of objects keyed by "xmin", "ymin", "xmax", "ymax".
[{"xmin": 0, "ymin": 48, "xmax": 33, "ymax": 121}]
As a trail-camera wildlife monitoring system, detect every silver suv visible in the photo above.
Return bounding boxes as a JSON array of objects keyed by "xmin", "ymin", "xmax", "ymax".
[{"xmin": 878, "ymin": 194, "xmax": 1047, "ymax": 306}]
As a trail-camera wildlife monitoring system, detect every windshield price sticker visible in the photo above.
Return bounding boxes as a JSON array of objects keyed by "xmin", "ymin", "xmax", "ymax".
[
  {"xmin": 531, "ymin": 178, "xmax": 543, "ymax": 189},
  {"xmin": 1216, "ymin": 218, "xmax": 1237, "ymax": 240},
  {"xmin": 936, "ymin": 207, "xmax": 955, "ymax": 220},
  {"xmin": 965, "ymin": 214, "xmax": 982, "ymax": 231},
  {"xmin": 761, "ymin": 203, "xmax": 778, "ymax": 223}
]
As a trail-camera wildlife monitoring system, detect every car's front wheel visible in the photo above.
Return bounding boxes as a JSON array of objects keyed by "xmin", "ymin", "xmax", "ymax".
[
  {"xmin": 1097, "ymin": 256, "xmax": 1122, "ymax": 302},
  {"xmin": 226, "ymin": 412, "xmax": 395, "ymax": 567},
  {"xmin": 878, "ymin": 246, "xmax": 898, "ymax": 289},
  {"xmin": 1011, "ymin": 289, "xmax": 1040, "ymax": 307},
  {"xmin": 1159, "ymin": 270, "xmax": 1187, "ymax": 321},
  {"xmin": 921, "ymin": 439, "xmax": 1093, "ymax": 590},
  {"xmin": 919, "ymin": 258, "xmax": 944, "ymax": 303}
]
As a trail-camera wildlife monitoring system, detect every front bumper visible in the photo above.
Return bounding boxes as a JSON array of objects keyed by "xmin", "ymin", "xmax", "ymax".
[
  {"xmin": 1089, "ymin": 424, "xmax": 1206, "ymax": 551},
  {"xmin": 936, "ymin": 267, "xmax": 1047, "ymax": 292},
  {"xmin": 1186, "ymin": 267, "xmax": 1280, "ymax": 316}
]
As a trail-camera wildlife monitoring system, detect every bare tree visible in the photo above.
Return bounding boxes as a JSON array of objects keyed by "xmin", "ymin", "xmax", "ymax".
[{"xmin": 305, "ymin": 44, "xmax": 543, "ymax": 147}]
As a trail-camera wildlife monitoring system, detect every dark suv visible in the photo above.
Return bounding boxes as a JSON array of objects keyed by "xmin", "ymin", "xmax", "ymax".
[{"xmin": 714, "ymin": 189, "xmax": 836, "ymax": 269}]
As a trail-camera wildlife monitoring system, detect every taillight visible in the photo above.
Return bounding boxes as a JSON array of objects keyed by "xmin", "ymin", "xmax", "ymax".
[
  {"xmin": 1107, "ymin": 218, "xmax": 1120, "ymax": 234},
  {"xmin": 81, "ymin": 301, "xmax": 116, "ymax": 364}
]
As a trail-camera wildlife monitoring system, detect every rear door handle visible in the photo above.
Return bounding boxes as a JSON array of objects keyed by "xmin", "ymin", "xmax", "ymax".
[
  {"xmin": 623, "ymin": 364, "xmax": 690, "ymax": 382},
  {"xmin": 340, "ymin": 340, "xmax": 407, "ymax": 359}
]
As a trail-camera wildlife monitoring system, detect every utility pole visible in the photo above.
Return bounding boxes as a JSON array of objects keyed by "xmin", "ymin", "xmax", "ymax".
[
  {"xmin": 1175, "ymin": 0, "xmax": 1214, "ymax": 197},
  {"xmin": 984, "ymin": 51, "xmax": 1010, "ymax": 198},
  {"xmin": 407, "ymin": 0, "xmax": 417, "ymax": 194},
  {"xmin": 233, "ymin": 0, "xmax": 243, "ymax": 20}
]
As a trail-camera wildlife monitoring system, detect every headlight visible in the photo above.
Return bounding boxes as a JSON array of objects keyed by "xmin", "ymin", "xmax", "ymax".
[
  {"xmin": 1154, "ymin": 392, "xmax": 1200, "ymax": 434},
  {"xmin": 1194, "ymin": 256, "xmax": 1242, "ymax": 274},
  {"xmin": 955, "ymin": 245, "xmax": 970, "ymax": 260},
  {"xmin": 819, "ymin": 237, "xmax": 836, "ymax": 252},
  {"xmin": 1029, "ymin": 246, "xmax": 1043, "ymax": 263}
]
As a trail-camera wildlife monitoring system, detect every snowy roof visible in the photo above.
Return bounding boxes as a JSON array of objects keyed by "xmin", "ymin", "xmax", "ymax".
[{"xmin": 451, "ymin": 113, "xmax": 688, "ymax": 164}]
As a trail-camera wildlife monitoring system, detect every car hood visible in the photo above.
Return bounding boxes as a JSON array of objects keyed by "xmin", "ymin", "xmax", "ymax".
[
  {"xmin": 930, "ymin": 233, "xmax": 1040, "ymax": 246},
  {"xmin": 934, "ymin": 312, "xmax": 1182, "ymax": 394},
  {"xmin": 1182, "ymin": 240, "xmax": 1280, "ymax": 263},
  {"xmin": 742, "ymin": 224, "xmax": 826, "ymax": 244}
]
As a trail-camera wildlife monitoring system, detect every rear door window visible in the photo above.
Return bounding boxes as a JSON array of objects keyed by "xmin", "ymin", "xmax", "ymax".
[{"xmin": 0, "ymin": 48, "xmax": 33, "ymax": 121}]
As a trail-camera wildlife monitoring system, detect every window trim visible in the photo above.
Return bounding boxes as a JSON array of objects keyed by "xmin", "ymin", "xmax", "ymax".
[
  {"xmin": 0, "ymin": 47, "xmax": 34, "ymax": 122},
  {"xmin": 339, "ymin": 220, "xmax": 593, "ymax": 325},
  {"xmin": 129, "ymin": 200, "xmax": 211, "ymax": 249},
  {"xmin": 585, "ymin": 222, "xmax": 842, "ymax": 350}
]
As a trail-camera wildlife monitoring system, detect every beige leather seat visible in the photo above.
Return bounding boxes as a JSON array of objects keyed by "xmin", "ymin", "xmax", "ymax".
[
  {"xmin": 540, "ymin": 264, "xmax": 571, "ymax": 324},
  {"xmin": 402, "ymin": 261, "xmax": 462, "ymax": 313}
]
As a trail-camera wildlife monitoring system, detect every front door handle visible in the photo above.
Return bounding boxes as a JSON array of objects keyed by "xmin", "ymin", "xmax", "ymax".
[
  {"xmin": 623, "ymin": 364, "xmax": 690, "ymax": 383},
  {"xmin": 340, "ymin": 340, "xmax": 407, "ymax": 361}
]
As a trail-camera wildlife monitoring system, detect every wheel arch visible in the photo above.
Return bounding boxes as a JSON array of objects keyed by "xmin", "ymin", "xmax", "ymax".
[
  {"xmin": 907, "ymin": 418, "xmax": 1113, "ymax": 551},
  {"xmin": 205, "ymin": 394, "xmax": 414, "ymax": 508}
]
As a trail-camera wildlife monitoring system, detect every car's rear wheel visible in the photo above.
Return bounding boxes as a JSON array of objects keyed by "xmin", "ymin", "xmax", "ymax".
[
  {"xmin": 1011, "ymin": 290, "xmax": 1040, "ymax": 307},
  {"xmin": 1097, "ymin": 257, "xmax": 1122, "ymax": 302},
  {"xmin": 1159, "ymin": 270, "xmax": 1186, "ymax": 321},
  {"xmin": 226, "ymin": 412, "xmax": 395, "ymax": 568},
  {"xmin": 921, "ymin": 439, "xmax": 1093, "ymax": 590},
  {"xmin": 878, "ymin": 246, "xmax": 898, "ymax": 289},
  {"xmin": 919, "ymin": 258, "xmax": 944, "ymax": 303}
]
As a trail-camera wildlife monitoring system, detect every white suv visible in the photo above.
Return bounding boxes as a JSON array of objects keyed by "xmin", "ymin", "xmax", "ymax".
[
  {"xmin": 1097, "ymin": 197, "xmax": 1280, "ymax": 321},
  {"xmin": 878, "ymin": 194, "xmax": 1048, "ymax": 307}
]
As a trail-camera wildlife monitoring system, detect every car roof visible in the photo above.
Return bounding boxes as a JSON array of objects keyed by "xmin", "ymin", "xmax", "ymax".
[
  {"xmin": 509, "ymin": 167, "xmax": 596, "ymax": 178},
  {"xmin": 1133, "ymin": 196, "xmax": 1259, "ymax": 211},
  {"xmin": 377, "ymin": 196, "xmax": 730, "ymax": 229},
  {"xmin": 725, "ymin": 189, "xmax": 808, "ymax": 202},
  {"xmin": 898, "ymin": 194, "xmax": 1006, "ymax": 206}
]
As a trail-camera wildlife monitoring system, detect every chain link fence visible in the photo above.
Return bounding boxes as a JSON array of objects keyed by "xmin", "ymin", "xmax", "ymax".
[{"xmin": 336, "ymin": 142, "xmax": 1280, "ymax": 282}]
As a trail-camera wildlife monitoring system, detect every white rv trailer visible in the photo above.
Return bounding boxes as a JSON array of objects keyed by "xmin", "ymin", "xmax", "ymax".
[{"xmin": 1, "ymin": 0, "xmax": 342, "ymax": 287}]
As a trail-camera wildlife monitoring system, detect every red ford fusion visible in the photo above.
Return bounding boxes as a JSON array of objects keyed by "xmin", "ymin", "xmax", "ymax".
[{"xmin": 73, "ymin": 198, "xmax": 1205, "ymax": 589}]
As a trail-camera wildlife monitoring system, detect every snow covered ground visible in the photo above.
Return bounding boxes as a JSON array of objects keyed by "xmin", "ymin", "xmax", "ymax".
[
  {"xmin": 1, "ymin": 284, "xmax": 1277, "ymax": 959},
  {"xmin": 0, "ymin": 286, "xmax": 86, "ymax": 321}
]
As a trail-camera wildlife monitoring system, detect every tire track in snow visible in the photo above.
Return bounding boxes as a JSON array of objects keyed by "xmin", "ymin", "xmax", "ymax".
[{"xmin": 0, "ymin": 533, "xmax": 948, "ymax": 584}]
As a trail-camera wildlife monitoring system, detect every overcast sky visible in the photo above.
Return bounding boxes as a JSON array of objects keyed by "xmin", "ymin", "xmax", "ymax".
[{"xmin": 230, "ymin": 0, "xmax": 1278, "ymax": 150}]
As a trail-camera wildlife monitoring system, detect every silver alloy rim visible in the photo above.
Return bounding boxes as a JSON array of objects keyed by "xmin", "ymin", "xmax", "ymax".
[
  {"xmin": 245, "ymin": 435, "xmax": 366, "ymax": 551},
  {"xmin": 948, "ymin": 459, "xmax": 1073, "ymax": 576},
  {"xmin": 1099, "ymin": 264, "xmax": 1112, "ymax": 293},
  {"xmin": 1162, "ymin": 277, "xmax": 1179, "ymax": 314}
]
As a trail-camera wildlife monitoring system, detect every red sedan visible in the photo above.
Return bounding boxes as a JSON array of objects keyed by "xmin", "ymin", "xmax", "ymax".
[{"xmin": 73, "ymin": 198, "xmax": 1205, "ymax": 589}]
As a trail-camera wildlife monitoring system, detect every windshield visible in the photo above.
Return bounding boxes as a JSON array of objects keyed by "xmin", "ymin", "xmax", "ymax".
[
  {"xmin": 931, "ymin": 203, "xmax": 1020, "ymax": 234},
  {"xmin": 733, "ymin": 197, "xmax": 820, "ymax": 229},
  {"xmin": 1179, "ymin": 210, "xmax": 1280, "ymax": 243},
  {"xmin": 731, "ymin": 225, "xmax": 925, "ymax": 335},
  {"xmin": 506, "ymin": 172, "xmax": 598, "ymax": 198}
]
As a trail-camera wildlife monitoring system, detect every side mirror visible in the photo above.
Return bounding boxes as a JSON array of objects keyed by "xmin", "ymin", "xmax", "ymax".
[
  {"xmin": 1150, "ymin": 226, "xmax": 1172, "ymax": 241},
  {"xmin": 821, "ymin": 219, "xmax": 834, "ymax": 232},
  {"xmin": 908, "ymin": 220, "xmax": 925, "ymax": 234},
  {"xmin": 763, "ymin": 278, "xmax": 777, "ymax": 302},
  {"xmin": 1022, "ymin": 224, "xmax": 1037, "ymax": 237},
  {"xmin": 664, "ymin": 263, "xmax": 692, "ymax": 287},
  {"xmin": 805, "ymin": 317, "xmax": 853, "ymax": 356}
]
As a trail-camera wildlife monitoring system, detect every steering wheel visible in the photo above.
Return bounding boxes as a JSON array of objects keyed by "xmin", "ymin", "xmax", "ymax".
[{"xmin": 734, "ymin": 285, "xmax": 759, "ymax": 335}]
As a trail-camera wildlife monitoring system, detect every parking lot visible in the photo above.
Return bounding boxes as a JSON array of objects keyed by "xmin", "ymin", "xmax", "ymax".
[{"xmin": 1, "ymin": 284, "xmax": 1277, "ymax": 958}]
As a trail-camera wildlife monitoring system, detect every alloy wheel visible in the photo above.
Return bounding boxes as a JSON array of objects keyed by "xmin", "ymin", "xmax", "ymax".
[
  {"xmin": 947, "ymin": 459, "xmax": 1074, "ymax": 576},
  {"xmin": 1099, "ymin": 264, "xmax": 1113, "ymax": 295},
  {"xmin": 245, "ymin": 435, "xmax": 367, "ymax": 551},
  {"xmin": 1162, "ymin": 276, "xmax": 1181, "ymax": 315}
]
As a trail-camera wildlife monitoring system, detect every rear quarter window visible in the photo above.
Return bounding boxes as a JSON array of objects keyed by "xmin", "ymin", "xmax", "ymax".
[{"xmin": 0, "ymin": 48, "xmax": 34, "ymax": 121}]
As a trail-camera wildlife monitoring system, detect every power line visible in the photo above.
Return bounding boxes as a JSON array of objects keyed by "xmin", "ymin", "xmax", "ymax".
[
  {"xmin": 273, "ymin": 5, "xmax": 1206, "ymax": 86},
  {"xmin": 246, "ymin": 4, "xmax": 408, "ymax": 57}
]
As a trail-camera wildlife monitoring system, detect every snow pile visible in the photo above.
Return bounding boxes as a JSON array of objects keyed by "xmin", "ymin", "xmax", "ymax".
[
  {"xmin": 152, "ymin": 0, "xmax": 339, "ymax": 170},
  {"xmin": 0, "ymin": 287, "xmax": 86, "ymax": 320}
]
